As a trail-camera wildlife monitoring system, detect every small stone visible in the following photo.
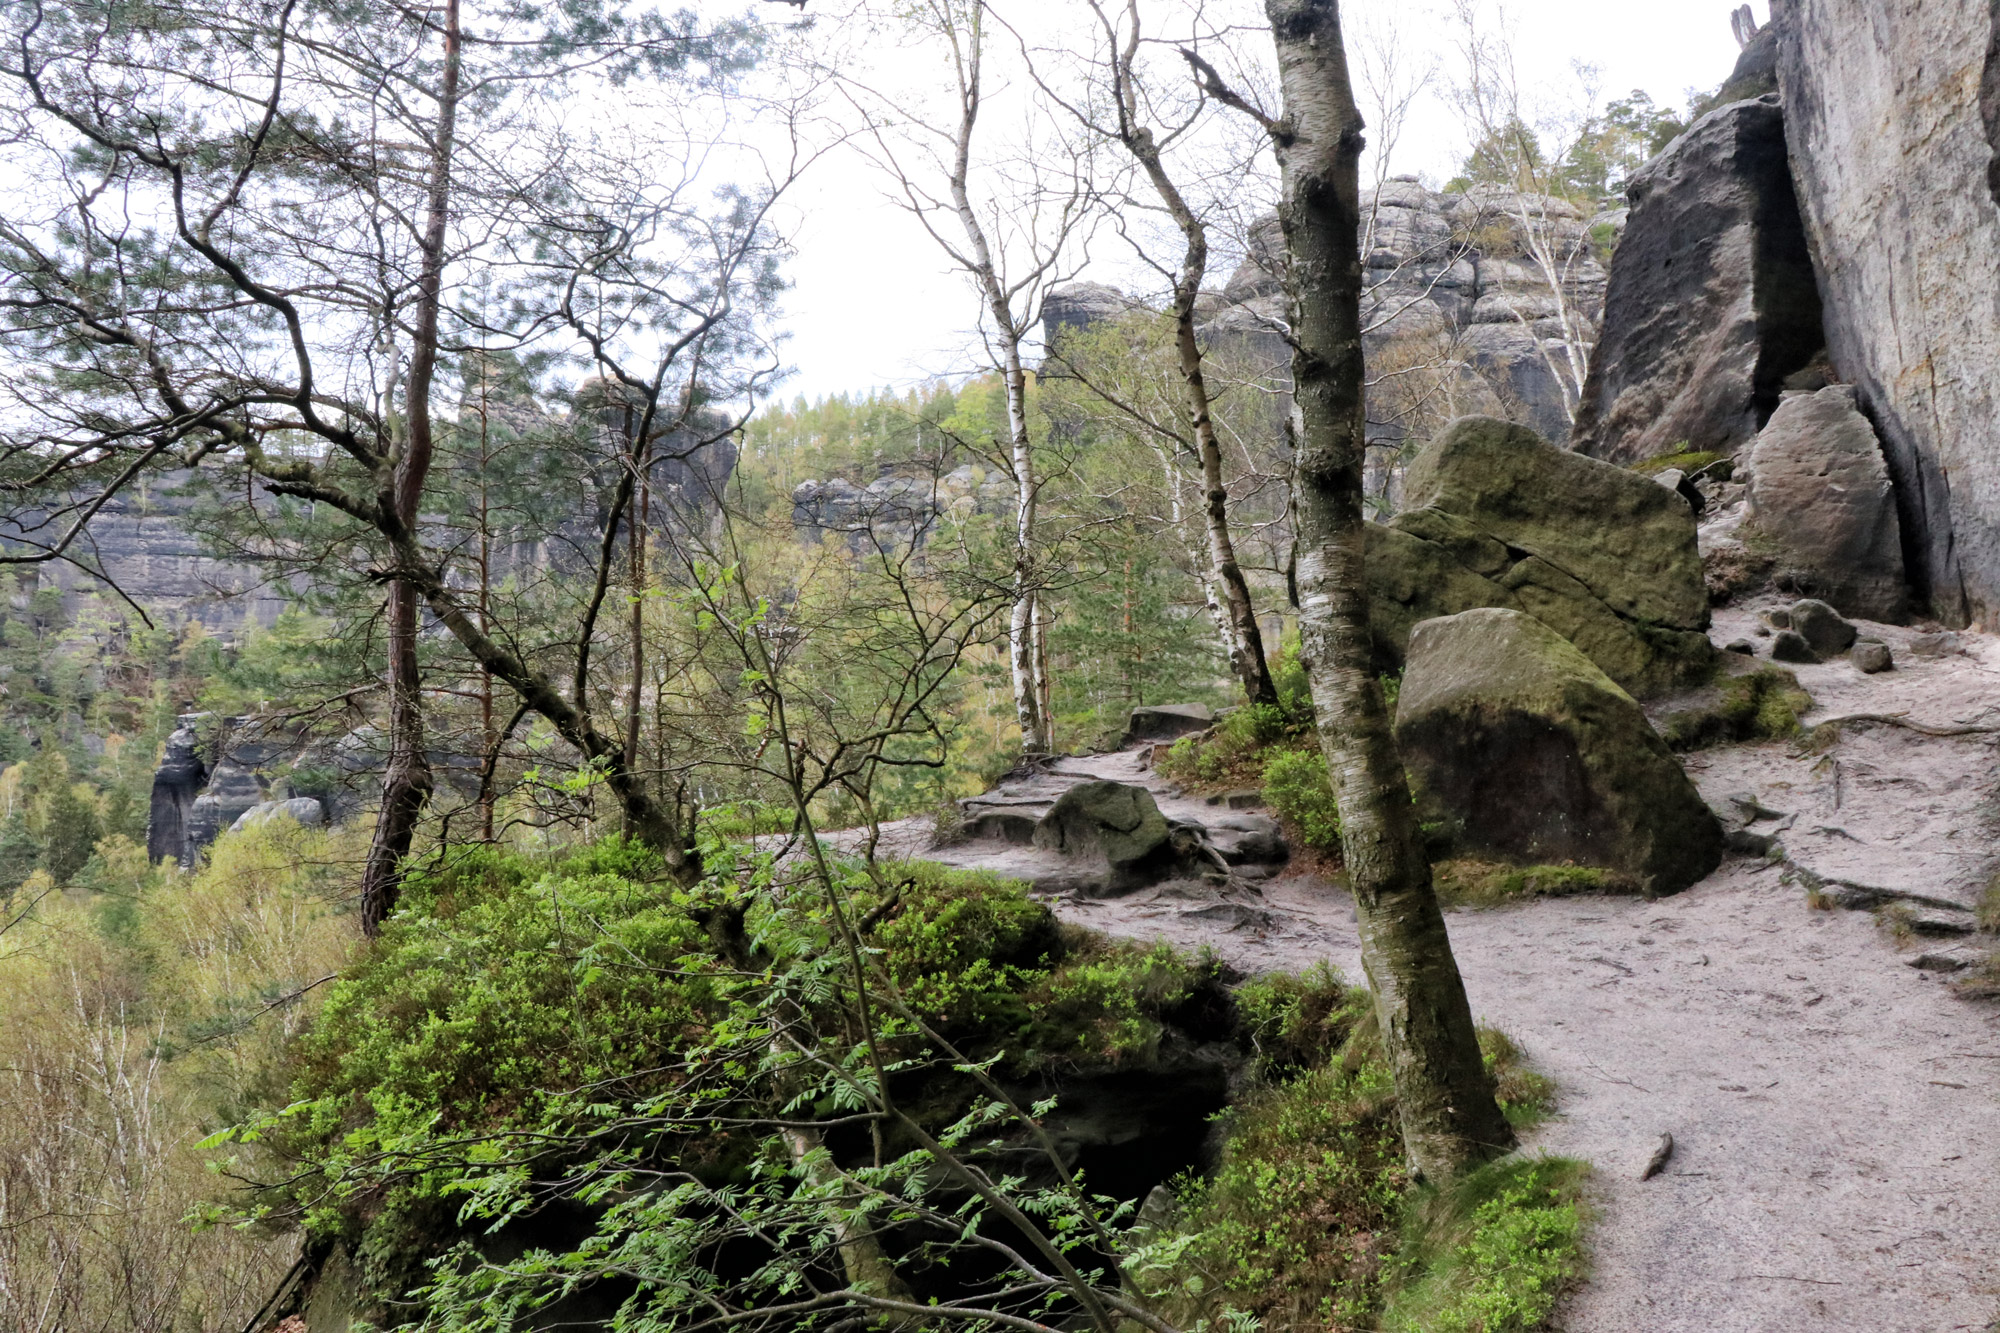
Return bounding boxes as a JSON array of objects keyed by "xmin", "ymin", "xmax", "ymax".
[
  {"xmin": 1851, "ymin": 639, "xmax": 1894, "ymax": 674},
  {"xmin": 1770, "ymin": 629, "xmax": 1819, "ymax": 664},
  {"xmin": 1725, "ymin": 639, "xmax": 1757, "ymax": 655},
  {"xmin": 1788, "ymin": 598, "xmax": 1859, "ymax": 657},
  {"xmin": 1754, "ymin": 625, "xmax": 1772, "ymax": 637},
  {"xmin": 1907, "ymin": 946, "xmax": 1984, "ymax": 974},
  {"xmin": 1765, "ymin": 607, "xmax": 1793, "ymax": 630},
  {"xmin": 1654, "ymin": 468, "xmax": 1687, "ymax": 493}
]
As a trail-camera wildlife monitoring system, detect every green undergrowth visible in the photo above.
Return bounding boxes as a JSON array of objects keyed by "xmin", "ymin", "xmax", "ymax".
[
  {"xmin": 1659, "ymin": 666, "xmax": 1812, "ymax": 751},
  {"xmin": 228, "ymin": 839, "xmax": 1584, "ymax": 1330},
  {"xmin": 1376, "ymin": 1156, "xmax": 1591, "ymax": 1333},
  {"xmin": 1157, "ymin": 643, "xmax": 1348, "ymax": 857},
  {"xmin": 1150, "ymin": 975, "xmax": 1571, "ymax": 1332},
  {"xmin": 1434, "ymin": 859, "xmax": 1640, "ymax": 907}
]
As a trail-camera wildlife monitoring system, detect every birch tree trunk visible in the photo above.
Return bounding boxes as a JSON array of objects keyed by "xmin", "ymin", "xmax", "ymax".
[
  {"xmin": 1262, "ymin": 0, "xmax": 1515, "ymax": 1183},
  {"xmin": 361, "ymin": 0, "xmax": 460, "ymax": 935}
]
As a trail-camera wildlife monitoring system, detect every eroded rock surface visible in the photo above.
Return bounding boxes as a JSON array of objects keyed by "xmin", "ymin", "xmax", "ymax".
[
  {"xmin": 1394, "ymin": 608, "xmax": 1724, "ymax": 897},
  {"xmin": 1777, "ymin": 0, "xmax": 2000, "ymax": 623},
  {"xmin": 1743, "ymin": 386, "xmax": 1908, "ymax": 621},
  {"xmin": 1367, "ymin": 417, "xmax": 1715, "ymax": 696},
  {"xmin": 1571, "ymin": 96, "xmax": 1824, "ymax": 465}
]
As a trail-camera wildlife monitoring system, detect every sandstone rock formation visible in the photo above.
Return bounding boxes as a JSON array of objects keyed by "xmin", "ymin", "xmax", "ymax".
[
  {"xmin": 145, "ymin": 718, "xmax": 208, "ymax": 864},
  {"xmin": 1775, "ymin": 0, "xmax": 2000, "ymax": 624},
  {"xmin": 230, "ymin": 797, "xmax": 327, "ymax": 834},
  {"xmin": 792, "ymin": 465, "xmax": 1013, "ymax": 547},
  {"xmin": 1366, "ymin": 417, "xmax": 1715, "ymax": 697},
  {"xmin": 1045, "ymin": 179, "xmax": 1610, "ymax": 450},
  {"xmin": 1570, "ymin": 96, "xmax": 1825, "ymax": 465},
  {"xmin": 1394, "ymin": 608, "xmax": 1724, "ymax": 898},
  {"xmin": 1120, "ymin": 704, "xmax": 1213, "ymax": 747},
  {"xmin": 1743, "ymin": 386, "xmax": 1908, "ymax": 620},
  {"xmin": 1031, "ymin": 780, "xmax": 1213, "ymax": 895}
]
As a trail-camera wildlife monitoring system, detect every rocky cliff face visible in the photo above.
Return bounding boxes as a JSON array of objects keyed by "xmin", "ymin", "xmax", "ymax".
[
  {"xmin": 1044, "ymin": 180, "xmax": 1612, "ymax": 452},
  {"xmin": 0, "ymin": 471, "xmax": 291, "ymax": 632},
  {"xmin": 1571, "ymin": 96, "xmax": 1824, "ymax": 465},
  {"xmin": 1775, "ymin": 0, "xmax": 2000, "ymax": 624}
]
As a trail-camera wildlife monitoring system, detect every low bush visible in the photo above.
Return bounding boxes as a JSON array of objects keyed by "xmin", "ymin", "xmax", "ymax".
[
  {"xmin": 1261, "ymin": 746, "xmax": 1343, "ymax": 854},
  {"xmin": 1377, "ymin": 1156, "xmax": 1590, "ymax": 1333}
]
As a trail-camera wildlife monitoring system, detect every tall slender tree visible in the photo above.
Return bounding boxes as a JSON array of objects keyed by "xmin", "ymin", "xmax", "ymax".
[{"xmin": 1193, "ymin": 0, "xmax": 1514, "ymax": 1182}]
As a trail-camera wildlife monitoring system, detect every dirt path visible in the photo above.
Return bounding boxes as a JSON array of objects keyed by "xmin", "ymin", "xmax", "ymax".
[{"xmin": 864, "ymin": 603, "xmax": 2000, "ymax": 1329}]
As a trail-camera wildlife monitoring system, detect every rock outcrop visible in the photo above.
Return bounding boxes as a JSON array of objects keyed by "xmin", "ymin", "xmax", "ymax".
[
  {"xmin": 229, "ymin": 797, "xmax": 327, "ymax": 834},
  {"xmin": 792, "ymin": 465, "xmax": 1013, "ymax": 546},
  {"xmin": 1570, "ymin": 96, "xmax": 1825, "ymax": 465},
  {"xmin": 1121, "ymin": 704, "xmax": 1213, "ymax": 747},
  {"xmin": 1742, "ymin": 386, "xmax": 1908, "ymax": 620},
  {"xmin": 1366, "ymin": 417, "xmax": 1715, "ymax": 697},
  {"xmin": 1394, "ymin": 608, "xmax": 1724, "ymax": 898},
  {"xmin": 1031, "ymin": 780, "xmax": 1216, "ymax": 896},
  {"xmin": 145, "ymin": 717, "xmax": 208, "ymax": 864},
  {"xmin": 1775, "ymin": 0, "xmax": 2000, "ymax": 624},
  {"xmin": 1046, "ymin": 179, "xmax": 1610, "ymax": 449}
]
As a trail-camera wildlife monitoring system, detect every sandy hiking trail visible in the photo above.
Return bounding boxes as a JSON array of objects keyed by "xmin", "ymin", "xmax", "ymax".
[{"xmin": 859, "ymin": 602, "xmax": 2000, "ymax": 1330}]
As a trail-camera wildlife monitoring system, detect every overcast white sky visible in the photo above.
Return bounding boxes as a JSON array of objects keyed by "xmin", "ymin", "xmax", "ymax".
[{"xmin": 760, "ymin": 1, "xmax": 1766, "ymax": 406}]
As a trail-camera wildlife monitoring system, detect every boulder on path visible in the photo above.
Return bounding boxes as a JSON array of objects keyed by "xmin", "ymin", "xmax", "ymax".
[
  {"xmin": 1394, "ymin": 609, "xmax": 1724, "ymax": 898},
  {"xmin": 1032, "ymin": 781, "xmax": 1214, "ymax": 896},
  {"xmin": 1121, "ymin": 704, "xmax": 1214, "ymax": 747},
  {"xmin": 1743, "ymin": 386, "xmax": 1909, "ymax": 621},
  {"xmin": 1570, "ymin": 95, "xmax": 1825, "ymax": 465},
  {"xmin": 1786, "ymin": 598, "xmax": 1857, "ymax": 659},
  {"xmin": 1367, "ymin": 417, "xmax": 1716, "ymax": 697}
]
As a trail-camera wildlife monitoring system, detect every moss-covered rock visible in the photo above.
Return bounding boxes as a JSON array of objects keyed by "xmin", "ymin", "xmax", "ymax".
[
  {"xmin": 1395, "ymin": 608, "xmax": 1724, "ymax": 898},
  {"xmin": 1367, "ymin": 417, "xmax": 1715, "ymax": 698}
]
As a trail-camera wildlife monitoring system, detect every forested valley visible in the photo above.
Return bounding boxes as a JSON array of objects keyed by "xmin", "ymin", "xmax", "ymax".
[{"xmin": 1, "ymin": 3, "xmax": 1996, "ymax": 1331}]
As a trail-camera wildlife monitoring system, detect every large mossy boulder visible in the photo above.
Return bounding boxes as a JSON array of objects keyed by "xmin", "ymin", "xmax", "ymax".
[
  {"xmin": 1367, "ymin": 417, "xmax": 1715, "ymax": 697},
  {"xmin": 1033, "ymin": 780, "xmax": 1206, "ymax": 895},
  {"xmin": 1394, "ymin": 609, "xmax": 1724, "ymax": 898}
]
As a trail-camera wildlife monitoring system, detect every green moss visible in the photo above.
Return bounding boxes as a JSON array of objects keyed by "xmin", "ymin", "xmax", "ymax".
[
  {"xmin": 1377, "ymin": 1156, "xmax": 1591, "ymax": 1333},
  {"xmin": 1631, "ymin": 449, "xmax": 1727, "ymax": 478},
  {"xmin": 1660, "ymin": 667, "xmax": 1813, "ymax": 751},
  {"xmin": 1435, "ymin": 859, "xmax": 1639, "ymax": 907}
]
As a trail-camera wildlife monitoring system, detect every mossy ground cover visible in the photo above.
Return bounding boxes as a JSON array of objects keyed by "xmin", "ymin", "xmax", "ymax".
[
  {"xmin": 1659, "ymin": 666, "xmax": 1812, "ymax": 751},
  {"xmin": 1433, "ymin": 859, "xmax": 1642, "ymax": 907},
  {"xmin": 230, "ymin": 838, "xmax": 1586, "ymax": 1332}
]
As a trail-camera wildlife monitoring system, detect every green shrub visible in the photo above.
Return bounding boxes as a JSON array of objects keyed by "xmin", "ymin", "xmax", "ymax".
[
  {"xmin": 1377, "ymin": 1156, "xmax": 1590, "ymax": 1333},
  {"xmin": 1660, "ymin": 667, "xmax": 1812, "ymax": 751},
  {"xmin": 1262, "ymin": 746, "xmax": 1341, "ymax": 853},
  {"xmin": 1169, "ymin": 1059, "xmax": 1407, "ymax": 1329},
  {"xmin": 1234, "ymin": 962, "xmax": 1371, "ymax": 1080}
]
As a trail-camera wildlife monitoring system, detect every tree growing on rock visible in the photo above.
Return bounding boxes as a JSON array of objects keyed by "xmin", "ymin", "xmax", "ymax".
[{"xmin": 1196, "ymin": 0, "xmax": 1516, "ymax": 1183}]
